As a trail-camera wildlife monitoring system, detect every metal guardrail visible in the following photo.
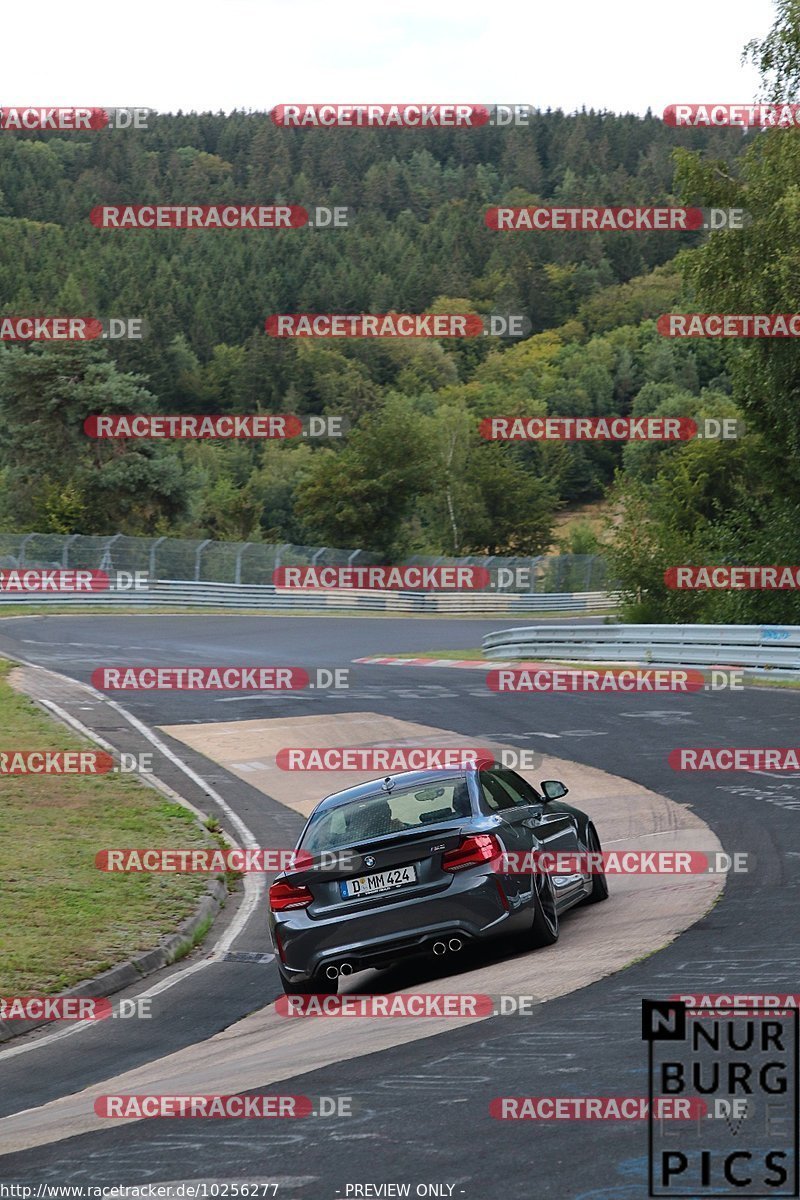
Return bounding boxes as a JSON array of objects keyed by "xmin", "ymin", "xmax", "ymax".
[
  {"xmin": 0, "ymin": 580, "xmax": 620, "ymax": 614},
  {"xmin": 482, "ymin": 624, "xmax": 800, "ymax": 670}
]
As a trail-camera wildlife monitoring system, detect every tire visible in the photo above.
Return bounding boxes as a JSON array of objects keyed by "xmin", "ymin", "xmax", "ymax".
[
  {"xmin": 525, "ymin": 868, "xmax": 560, "ymax": 948},
  {"xmin": 581, "ymin": 825, "xmax": 609, "ymax": 905},
  {"xmin": 279, "ymin": 969, "xmax": 338, "ymax": 996}
]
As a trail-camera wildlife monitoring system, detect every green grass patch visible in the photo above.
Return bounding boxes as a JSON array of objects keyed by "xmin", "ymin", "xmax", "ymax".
[{"xmin": 0, "ymin": 660, "xmax": 217, "ymax": 995}]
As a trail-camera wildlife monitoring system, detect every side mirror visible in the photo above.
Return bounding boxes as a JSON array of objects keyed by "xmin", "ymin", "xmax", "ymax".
[{"xmin": 541, "ymin": 780, "xmax": 568, "ymax": 802}]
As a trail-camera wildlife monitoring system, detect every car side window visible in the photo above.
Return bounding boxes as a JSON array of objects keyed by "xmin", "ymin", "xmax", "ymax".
[
  {"xmin": 497, "ymin": 768, "xmax": 542, "ymax": 806},
  {"xmin": 480, "ymin": 771, "xmax": 523, "ymax": 813},
  {"xmin": 489, "ymin": 771, "xmax": 534, "ymax": 809}
]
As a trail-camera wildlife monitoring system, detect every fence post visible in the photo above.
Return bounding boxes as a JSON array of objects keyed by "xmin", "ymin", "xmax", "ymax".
[
  {"xmin": 61, "ymin": 534, "xmax": 79, "ymax": 568},
  {"xmin": 18, "ymin": 533, "xmax": 36, "ymax": 567},
  {"xmin": 99, "ymin": 533, "xmax": 123, "ymax": 572},
  {"xmin": 274, "ymin": 543, "xmax": 292, "ymax": 572},
  {"xmin": 149, "ymin": 536, "xmax": 167, "ymax": 581},
  {"xmin": 194, "ymin": 539, "xmax": 211, "ymax": 582},
  {"xmin": 234, "ymin": 543, "xmax": 251, "ymax": 586}
]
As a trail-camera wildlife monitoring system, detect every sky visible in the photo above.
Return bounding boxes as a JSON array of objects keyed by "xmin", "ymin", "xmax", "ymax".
[{"xmin": 4, "ymin": 0, "xmax": 779, "ymax": 118}]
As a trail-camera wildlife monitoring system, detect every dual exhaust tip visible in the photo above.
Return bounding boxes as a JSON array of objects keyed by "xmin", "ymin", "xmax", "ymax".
[
  {"xmin": 433, "ymin": 937, "xmax": 463, "ymax": 956},
  {"xmin": 325, "ymin": 961, "xmax": 354, "ymax": 979},
  {"xmin": 324, "ymin": 938, "xmax": 464, "ymax": 976}
]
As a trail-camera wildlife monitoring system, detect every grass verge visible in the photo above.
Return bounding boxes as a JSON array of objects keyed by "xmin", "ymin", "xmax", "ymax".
[{"xmin": 0, "ymin": 660, "xmax": 219, "ymax": 995}]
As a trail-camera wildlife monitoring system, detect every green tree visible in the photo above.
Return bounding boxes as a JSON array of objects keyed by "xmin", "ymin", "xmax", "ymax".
[{"xmin": 0, "ymin": 343, "xmax": 188, "ymax": 533}]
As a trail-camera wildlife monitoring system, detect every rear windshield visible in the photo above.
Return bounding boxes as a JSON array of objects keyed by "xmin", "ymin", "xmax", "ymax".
[{"xmin": 300, "ymin": 779, "xmax": 473, "ymax": 853}]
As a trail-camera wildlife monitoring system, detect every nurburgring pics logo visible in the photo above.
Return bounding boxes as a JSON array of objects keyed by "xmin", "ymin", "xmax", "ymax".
[
  {"xmin": 643, "ymin": 997, "xmax": 798, "ymax": 1195},
  {"xmin": 89, "ymin": 666, "xmax": 348, "ymax": 690},
  {"xmin": 269, "ymin": 104, "xmax": 534, "ymax": 127},
  {"xmin": 264, "ymin": 313, "xmax": 528, "ymax": 338},
  {"xmin": 663, "ymin": 103, "xmax": 800, "ymax": 127},
  {"xmin": 485, "ymin": 207, "xmax": 746, "ymax": 231},
  {"xmin": 84, "ymin": 414, "xmax": 348, "ymax": 439}
]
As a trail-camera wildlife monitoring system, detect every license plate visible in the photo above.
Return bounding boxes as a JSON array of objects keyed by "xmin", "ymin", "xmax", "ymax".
[{"xmin": 340, "ymin": 865, "xmax": 417, "ymax": 898}]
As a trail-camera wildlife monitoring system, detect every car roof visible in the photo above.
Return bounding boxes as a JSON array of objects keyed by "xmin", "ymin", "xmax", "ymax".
[{"xmin": 314, "ymin": 768, "xmax": 474, "ymax": 813}]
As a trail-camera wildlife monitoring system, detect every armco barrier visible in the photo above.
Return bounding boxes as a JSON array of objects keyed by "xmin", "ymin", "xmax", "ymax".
[
  {"xmin": 0, "ymin": 580, "xmax": 620, "ymax": 615},
  {"xmin": 482, "ymin": 624, "xmax": 800, "ymax": 670}
]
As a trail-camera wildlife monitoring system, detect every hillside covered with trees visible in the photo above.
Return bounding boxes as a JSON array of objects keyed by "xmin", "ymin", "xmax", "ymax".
[{"xmin": 3, "ymin": 96, "xmax": 796, "ymax": 620}]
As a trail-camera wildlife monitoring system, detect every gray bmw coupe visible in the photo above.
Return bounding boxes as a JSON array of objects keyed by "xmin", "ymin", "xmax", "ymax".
[{"xmin": 268, "ymin": 764, "xmax": 608, "ymax": 994}]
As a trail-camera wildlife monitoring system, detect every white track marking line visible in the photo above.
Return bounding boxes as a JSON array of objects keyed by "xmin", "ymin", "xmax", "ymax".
[{"xmin": 0, "ymin": 661, "xmax": 264, "ymax": 1061}]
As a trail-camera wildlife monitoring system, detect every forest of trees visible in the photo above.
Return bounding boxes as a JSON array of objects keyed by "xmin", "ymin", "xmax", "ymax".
[{"xmin": 1, "ymin": 82, "xmax": 799, "ymax": 620}]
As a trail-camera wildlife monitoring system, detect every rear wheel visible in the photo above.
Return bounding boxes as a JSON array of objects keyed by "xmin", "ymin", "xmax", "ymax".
[
  {"xmin": 581, "ymin": 825, "xmax": 609, "ymax": 905},
  {"xmin": 525, "ymin": 869, "xmax": 560, "ymax": 948},
  {"xmin": 279, "ymin": 969, "xmax": 338, "ymax": 996}
]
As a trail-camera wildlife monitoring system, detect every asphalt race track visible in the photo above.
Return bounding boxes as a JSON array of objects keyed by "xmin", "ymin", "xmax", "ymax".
[{"xmin": 0, "ymin": 613, "xmax": 798, "ymax": 1199}]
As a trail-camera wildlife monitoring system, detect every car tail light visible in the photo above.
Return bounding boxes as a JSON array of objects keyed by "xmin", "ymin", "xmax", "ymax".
[
  {"xmin": 269, "ymin": 879, "xmax": 313, "ymax": 911},
  {"xmin": 442, "ymin": 834, "xmax": 502, "ymax": 872}
]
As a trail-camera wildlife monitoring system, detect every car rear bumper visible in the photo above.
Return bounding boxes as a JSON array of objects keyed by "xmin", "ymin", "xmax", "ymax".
[{"xmin": 271, "ymin": 870, "xmax": 518, "ymax": 982}]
